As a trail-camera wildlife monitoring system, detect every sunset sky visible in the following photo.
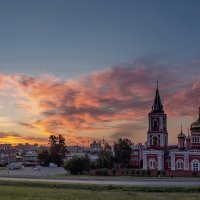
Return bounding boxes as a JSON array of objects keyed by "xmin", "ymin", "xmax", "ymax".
[{"xmin": 0, "ymin": 0, "xmax": 200, "ymax": 145}]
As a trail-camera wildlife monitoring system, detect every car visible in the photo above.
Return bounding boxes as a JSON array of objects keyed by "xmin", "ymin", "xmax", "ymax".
[
  {"xmin": 32, "ymin": 165, "xmax": 42, "ymax": 170},
  {"xmin": 8, "ymin": 162, "xmax": 22, "ymax": 170}
]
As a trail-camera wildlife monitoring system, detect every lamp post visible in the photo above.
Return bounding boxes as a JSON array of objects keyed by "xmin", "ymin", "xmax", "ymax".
[{"xmin": 7, "ymin": 148, "xmax": 10, "ymax": 177}]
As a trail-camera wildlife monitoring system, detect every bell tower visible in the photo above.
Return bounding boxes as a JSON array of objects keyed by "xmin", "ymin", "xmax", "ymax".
[{"xmin": 147, "ymin": 82, "xmax": 168, "ymax": 149}]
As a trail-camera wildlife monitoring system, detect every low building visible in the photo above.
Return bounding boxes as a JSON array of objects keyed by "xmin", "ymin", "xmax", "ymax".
[
  {"xmin": 23, "ymin": 151, "xmax": 38, "ymax": 162},
  {"xmin": 65, "ymin": 152, "xmax": 99, "ymax": 162}
]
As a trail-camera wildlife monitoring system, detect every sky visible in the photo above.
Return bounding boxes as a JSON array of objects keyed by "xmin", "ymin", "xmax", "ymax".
[{"xmin": 0, "ymin": 0, "xmax": 200, "ymax": 145}]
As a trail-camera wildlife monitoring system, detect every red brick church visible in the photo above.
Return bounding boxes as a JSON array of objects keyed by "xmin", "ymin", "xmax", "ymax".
[{"xmin": 142, "ymin": 85, "xmax": 200, "ymax": 172}]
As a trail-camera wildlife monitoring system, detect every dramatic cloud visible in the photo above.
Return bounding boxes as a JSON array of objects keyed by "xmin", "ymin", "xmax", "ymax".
[
  {"xmin": 0, "ymin": 58, "xmax": 199, "ymax": 144},
  {"xmin": 166, "ymin": 79, "xmax": 200, "ymax": 118},
  {"xmin": 0, "ymin": 131, "xmax": 48, "ymax": 144}
]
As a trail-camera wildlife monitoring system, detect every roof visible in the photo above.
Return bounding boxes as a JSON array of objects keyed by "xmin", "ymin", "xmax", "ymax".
[
  {"xmin": 177, "ymin": 125, "xmax": 186, "ymax": 139},
  {"xmin": 152, "ymin": 82, "xmax": 163, "ymax": 113}
]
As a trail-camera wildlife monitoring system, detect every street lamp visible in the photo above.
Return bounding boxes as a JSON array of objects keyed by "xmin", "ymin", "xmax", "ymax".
[{"xmin": 7, "ymin": 147, "xmax": 10, "ymax": 177}]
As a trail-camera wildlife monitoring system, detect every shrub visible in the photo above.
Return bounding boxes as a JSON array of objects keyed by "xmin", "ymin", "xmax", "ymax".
[
  {"xmin": 126, "ymin": 169, "xmax": 129, "ymax": 175},
  {"xmin": 162, "ymin": 171, "xmax": 166, "ymax": 177},
  {"xmin": 136, "ymin": 169, "xmax": 141, "ymax": 176},
  {"xmin": 140, "ymin": 170, "xmax": 144, "ymax": 176},
  {"xmin": 111, "ymin": 169, "xmax": 117, "ymax": 176},
  {"xmin": 95, "ymin": 169, "xmax": 109, "ymax": 176},
  {"xmin": 192, "ymin": 172, "xmax": 198, "ymax": 177},
  {"xmin": 157, "ymin": 170, "xmax": 162, "ymax": 177},
  {"xmin": 131, "ymin": 169, "xmax": 135, "ymax": 176},
  {"xmin": 64, "ymin": 155, "xmax": 91, "ymax": 175},
  {"xmin": 147, "ymin": 170, "xmax": 152, "ymax": 177}
]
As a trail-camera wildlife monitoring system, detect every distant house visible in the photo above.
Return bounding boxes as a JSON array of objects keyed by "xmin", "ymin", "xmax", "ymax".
[
  {"xmin": 65, "ymin": 152, "xmax": 99, "ymax": 162},
  {"xmin": 90, "ymin": 140, "xmax": 102, "ymax": 152},
  {"xmin": 0, "ymin": 147, "xmax": 17, "ymax": 165},
  {"xmin": 23, "ymin": 151, "xmax": 38, "ymax": 162}
]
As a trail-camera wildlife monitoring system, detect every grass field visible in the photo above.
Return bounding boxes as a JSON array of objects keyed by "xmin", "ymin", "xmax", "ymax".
[
  {"xmin": 0, "ymin": 180, "xmax": 199, "ymax": 200},
  {"xmin": 49, "ymin": 173, "xmax": 200, "ymax": 181},
  {"xmin": 0, "ymin": 185, "xmax": 200, "ymax": 200}
]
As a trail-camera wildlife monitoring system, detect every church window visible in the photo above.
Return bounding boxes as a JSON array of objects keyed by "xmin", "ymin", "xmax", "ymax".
[
  {"xmin": 176, "ymin": 159, "xmax": 184, "ymax": 169},
  {"xmin": 167, "ymin": 160, "xmax": 171, "ymax": 168},
  {"xmin": 165, "ymin": 135, "xmax": 167, "ymax": 146},
  {"xmin": 150, "ymin": 135, "xmax": 153, "ymax": 145},
  {"xmin": 157, "ymin": 135, "xmax": 160, "ymax": 145},
  {"xmin": 149, "ymin": 158, "xmax": 156, "ymax": 169},
  {"xmin": 191, "ymin": 160, "xmax": 199, "ymax": 171},
  {"xmin": 153, "ymin": 119, "xmax": 158, "ymax": 129},
  {"xmin": 153, "ymin": 136, "xmax": 158, "ymax": 146}
]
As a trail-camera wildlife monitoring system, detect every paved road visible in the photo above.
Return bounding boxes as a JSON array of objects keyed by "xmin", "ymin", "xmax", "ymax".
[
  {"xmin": 0, "ymin": 177, "xmax": 200, "ymax": 186},
  {"xmin": 0, "ymin": 167, "xmax": 65, "ymax": 177}
]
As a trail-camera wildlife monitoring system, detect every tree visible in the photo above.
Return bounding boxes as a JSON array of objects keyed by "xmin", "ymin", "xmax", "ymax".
[
  {"xmin": 82, "ymin": 154, "xmax": 91, "ymax": 172},
  {"xmin": 38, "ymin": 149, "xmax": 50, "ymax": 166},
  {"xmin": 64, "ymin": 155, "xmax": 91, "ymax": 175},
  {"xmin": 49, "ymin": 134, "xmax": 66, "ymax": 166},
  {"xmin": 113, "ymin": 138, "xmax": 132, "ymax": 168},
  {"xmin": 97, "ymin": 143, "xmax": 114, "ymax": 169}
]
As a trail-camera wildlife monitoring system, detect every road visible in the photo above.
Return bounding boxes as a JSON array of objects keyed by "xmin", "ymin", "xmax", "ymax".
[
  {"xmin": 0, "ymin": 177, "xmax": 200, "ymax": 186},
  {"xmin": 0, "ymin": 167, "xmax": 65, "ymax": 177}
]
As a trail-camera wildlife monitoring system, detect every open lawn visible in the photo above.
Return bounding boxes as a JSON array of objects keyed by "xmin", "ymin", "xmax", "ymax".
[
  {"xmin": 0, "ymin": 185, "xmax": 199, "ymax": 200},
  {"xmin": 0, "ymin": 181, "xmax": 199, "ymax": 200},
  {"xmin": 49, "ymin": 173, "xmax": 200, "ymax": 181}
]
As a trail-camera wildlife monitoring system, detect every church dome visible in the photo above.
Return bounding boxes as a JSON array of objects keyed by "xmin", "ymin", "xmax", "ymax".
[
  {"xmin": 177, "ymin": 131, "xmax": 186, "ymax": 139},
  {"xmin": 191, "ymin": 107, "xmax": 200, "ymax": 132},
  {"xmin": 186, "ymin": 134, "xmax": 191, "ymax": 140},
  {"xmin": 177, "ymin": 125, "xmax": 186, "ymax": 139}
]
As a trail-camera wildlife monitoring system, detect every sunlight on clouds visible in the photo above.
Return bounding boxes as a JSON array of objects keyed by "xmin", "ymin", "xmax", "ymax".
[
  {"xmin": 0, "ymin": 117, "xmax": 15, "ymax": 127},
  {"xmin": 0, "ymin": 60, "xmax": 199, "ymax": 145}
]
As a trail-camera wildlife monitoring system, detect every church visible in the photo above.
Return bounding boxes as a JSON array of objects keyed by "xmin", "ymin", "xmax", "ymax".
[{"xmin": 141, "ymin": 85, "xmax": 200, "ymax": 173}]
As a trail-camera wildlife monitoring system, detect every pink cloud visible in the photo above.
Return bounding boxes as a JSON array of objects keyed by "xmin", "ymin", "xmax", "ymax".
[
  {"xmin": 165, "ymin": 79, "xmax": 200, "ymax": 118},
  {"xmin": 0, "ymin": 59, "xmax": 199, "ymax": 144}
]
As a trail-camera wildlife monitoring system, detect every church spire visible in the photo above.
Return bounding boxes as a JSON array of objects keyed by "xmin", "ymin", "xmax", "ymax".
[{"xmin": 152, "ymin": 81, "xmax": 163, "ymax": 112}]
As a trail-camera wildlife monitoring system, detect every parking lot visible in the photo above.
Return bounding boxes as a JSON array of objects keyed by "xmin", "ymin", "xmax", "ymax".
[{"xmin": 0, "ymin": 167, "xmax": 65, "ymax": 177}]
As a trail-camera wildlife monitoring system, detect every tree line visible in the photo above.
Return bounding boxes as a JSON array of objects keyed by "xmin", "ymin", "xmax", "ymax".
[{"xmin": 38, "ymin": 135, "xmax": 133, "ymax": 175}]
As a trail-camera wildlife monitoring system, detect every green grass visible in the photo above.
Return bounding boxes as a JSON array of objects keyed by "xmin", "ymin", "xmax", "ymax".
[
  {"xmin": 0, "ymin": 180, "xmax": 199, "ymax": 199},
  {"xmin": 49, "ymin": 173, "xmax": 200, "ymax": 181},
  {"xmin": 0, "ymin": 185, "xmax": 199, "ymax": 200},
  {"xmin": 0, "ymin": 180, "xmax": 200, "ymax": 192}
]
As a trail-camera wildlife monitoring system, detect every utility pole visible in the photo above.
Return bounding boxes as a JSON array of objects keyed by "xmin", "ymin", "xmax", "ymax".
[
  {"xmin": 77, "ymin": 143, "xmax": 79, "ymax": 153},
  {"xmin": 7, "ymin": 148, "xmax": 10, "ymax": 177}
]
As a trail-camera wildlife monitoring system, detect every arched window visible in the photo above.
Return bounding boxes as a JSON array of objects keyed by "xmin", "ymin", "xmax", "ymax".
[
  {"xmin": 165, "ymin": 135, "xmax": 167, "ymax": 146},
  {"xmin": 191, "ymin": 160, "xmax": 199, "ymax": 171},
  {"xmin": 149, "ymin": 158, "xmax": 156, "ymax": 169},
  {"xmin": 176, "ymin": 159, "xmax": 184, "ymax": 170},
  {"xmin": 153, "ymin": 136, "xmax": 158, "ymax": 146},
  {"xmin": 153, "ymin": 119, "xmax": 158, "ymax": 129},
  {"xmin": 167, "ymin": 159, "xmax": 171, "ymax": 168},
  {"xmin": 150, "ymin": 135, "xmax": 153, "ymax": 145}
]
